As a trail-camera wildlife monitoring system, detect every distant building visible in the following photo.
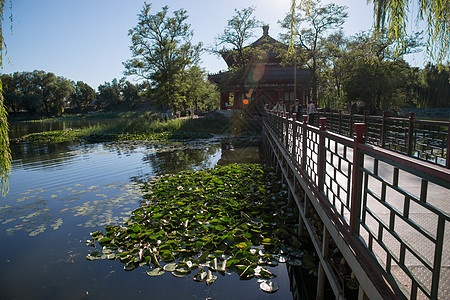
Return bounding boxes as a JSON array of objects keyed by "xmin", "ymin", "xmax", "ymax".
[{"xmin": 208, "ymin": 25, "xmax": 311, "ymax": 113}]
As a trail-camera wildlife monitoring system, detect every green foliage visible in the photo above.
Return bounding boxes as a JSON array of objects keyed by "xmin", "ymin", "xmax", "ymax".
[
  {"xmin": 16, "ymin": 111, "xmax": 260, "ymax": 144},
  {"xmin": 279, "ymin": 0, "xmax": 348, "ymax": 102},
  {"xmin": 344, "ymin": 31, "xmax": 423, "ymax": 110},
  {"xmin": 97, "ymin": 78, "xmax": 121, "ymax": 108},
  {"xmin": 1, "ymin": 72, "xmax": 152, "ymax": 115},
  {"xmin": 213, "ymin": 7, "xmax": 263, "ymax": 92},
  {"xmin": 214, "ymin": 6, "xmax": 261, "ymax": 67},
  {"xmin": 86, "ymin": 164, "xmax": 317, "ymax": 289},
  {"xmin": 317, "ymin": 31, "xmax": 347, "ymax": 109},
  {"xmin": 370, "ymin": 0, "xmax": 450, "ymax": 62},
  {"xmin": 1, "ymin": 71, "xmax": 76, "ymax": 116},
  {"xmin": 124, "ymin": 3, "xmax": 203, "ymax": 110},
  {"xmin": 0, "ymin": 79, "xmax": 11, "ymax": 196},
  {"xmin": 415, "ymin": 63, "xmax": 450, "ymax": 108},
  {"xmin": 71, "ymin": 81, "xmax": 96, "ymax": 110},
  {"xmin": 0, "ymin": 0, "xmax": 12, "ymax": 196}
]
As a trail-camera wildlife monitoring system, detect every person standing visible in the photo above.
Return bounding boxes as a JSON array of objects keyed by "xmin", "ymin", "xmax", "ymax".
[
  {"xmin": 295, "ymin": 100, "xmax": 303, "ymax": 121},
  {"xmin": 307, "ymin": 101, "xmax": 318, "ymax": 125}
]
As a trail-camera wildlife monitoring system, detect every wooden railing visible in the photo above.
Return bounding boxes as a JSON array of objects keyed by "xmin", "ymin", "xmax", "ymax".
[
  {"xmin": 306, "ymin": 111, "xmax": 450, "ymax": 168},
  {"xmin": 263, "ymin": 111, "xmax": 450, "ymax": 299}
]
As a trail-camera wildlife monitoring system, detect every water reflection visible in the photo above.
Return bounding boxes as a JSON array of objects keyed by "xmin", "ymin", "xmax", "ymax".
[
  {"xmin": 3, "ymin": 140, "xmax": 263, "ymax": 237},
  {"xmin": 142, "ymin": 144, "xmax": 221, "ymax": 176},
  {"xmin": 218, "ymin": 142, "xmax": 262, "ymax": 165},
  {"xmin": 0, "ymin": 139, "xmax": 293, "ymax": 300},
  {"xmin": 11, "ymin": 141, "xmax": 79, "ymax": 170},
  {"xmin": 8, "ymin": 118, "xmax": 115, "ymax": 139}
]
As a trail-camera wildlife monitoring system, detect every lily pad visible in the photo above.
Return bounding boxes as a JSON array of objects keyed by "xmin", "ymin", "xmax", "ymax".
[
  {"xmin": 86, "ymin": 164, "xmax": 317, "ymax": 293},
  {"xmin": 259, "ymin": 280, "xmax": 279, "ymax": 293},
  {"xmin": 163, "ymin": 263, "xmax": 178, "ymax": 272},
  {"xmin": 146, "ymin": 268, "xmax": 165, "ymax": 276}
]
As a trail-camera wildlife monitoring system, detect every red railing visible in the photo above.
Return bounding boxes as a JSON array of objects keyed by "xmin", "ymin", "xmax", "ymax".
[
  {"xmin": 311, "ymin": 111, "xmax": 450, "ymax": 168},
  {"xmin": 263, "ymin": 111, "xmax": 450, "ymax": 299}
]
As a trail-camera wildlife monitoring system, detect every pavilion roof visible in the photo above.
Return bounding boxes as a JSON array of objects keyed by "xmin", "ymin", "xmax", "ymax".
[
  {"xmin": 221, "ymin": 25, "xmax": 286, "ymax": 67},
  {"xmin": 208, "ymin": 66, "xmax": 310, "ymax": 85}
]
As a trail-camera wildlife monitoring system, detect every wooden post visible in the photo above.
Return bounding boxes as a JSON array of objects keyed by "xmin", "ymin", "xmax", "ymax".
[
  {"xmin": 285, "ymin": 112, "xmax": 290, "ymax": 149},
  {"xmin": 447, "ymin": 123, "xmax": 450, "ymax": 169},
  {"xmin": 317, "ymin": 227, "xmax": 331, "ymax": 299},
  {"xmin": 302, "ymin": 115, "xmax": 308, "ymax": 169},
  {"xmin": 381, "ymin": 111, "xmax": 387, "ymax": 147},
  {"xmin": 364, "ymin": 110, "xmax": 368, "ymax": 138},
  {"xmin": 349, "ymin": 110, "xmax": 354, "ymax": 137},
  {"xmin": 292, "ymin": 113, "xmax": 297, "ymax": 162},
  {"xmin": 349, "ymin": 123, "xmax": 366, "ymax": 235},
  {"xmin": 279, "ymin": 112, "xmax": 284, "ymax": 141},
  {"xmin": 318, "ymin": 118, "xmax": 327, "ymax": 191},
  {"xmin": 338, "ymin": 110, "xmax": 342, "ymax": 135},
  {"xmin": 407, "ymin": 112, "xmax": 414, "ymax": 157}
]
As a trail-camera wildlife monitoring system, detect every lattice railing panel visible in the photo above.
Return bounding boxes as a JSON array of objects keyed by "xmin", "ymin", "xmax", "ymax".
[
  {"xmin": 322, "ymin": 137, "xmax": 353, "ymax": 226},
  {"xmin": 359, "ymin": 155, "xmax": 450, "ymax": 299}
]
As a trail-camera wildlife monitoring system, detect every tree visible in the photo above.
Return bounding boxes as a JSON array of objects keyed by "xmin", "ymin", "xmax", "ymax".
[
  {"xmin": 280, "ymin": 0, "xmax": 348, "ymax": 103},
  {"xmin": 1, "ymin": 0, "xmax": 12, "ymax": 195},
  {"xmin": 98, "ymin": 79, "xmax": 121, "ymax": 108},
  {"xmin": 26, "ymin": 70, "xmax": 74, "ymax": 116},
  {"xmin": 341, "ymin": 31, "xmax": 420, "ymax": 111},
  {"xmin": 124, "ymin": 3, "xmax": 202, "ymax": 110},
  {"xmin": 71, "ymin": 81, "xmax": 96, "ymax": 111},
  {"xmin": 214, "ymin": 7, "xmax": 261, "ymax": 71},
  {"xmin": 318, "ymin": 30, "xmax": 348, "ymax": 109},
  {"xmin": 1, "ymin": 73, "xmax": 21, "ymax": 113},
  {"xmin": 370, "ymin": 0, "xmax": 450, "ymax": 62},
  {"xmin": 119, "ymin": 78, "xmax": 141, "ymax": 108},
  {"xmin": 415, "ymin": 63, "xmax": 450, "ymax": 108},
  {"xmin": 180, "ymin": 66, "xmax": 219, "ymax": 112}
]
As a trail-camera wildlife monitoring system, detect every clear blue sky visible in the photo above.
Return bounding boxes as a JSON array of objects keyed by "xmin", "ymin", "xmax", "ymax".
[{"xmin": 1, "ymin": 0, "xmax": 426, "ymax": 89}]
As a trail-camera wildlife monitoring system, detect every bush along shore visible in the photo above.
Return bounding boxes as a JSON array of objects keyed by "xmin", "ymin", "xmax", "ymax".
[
  {"xmin": 13, "ymin": 112, "xmax": 262, "ymax": 144},
  {"xmin": 86, "ymin": 164, "xmax": 318, "ymax": 293}
]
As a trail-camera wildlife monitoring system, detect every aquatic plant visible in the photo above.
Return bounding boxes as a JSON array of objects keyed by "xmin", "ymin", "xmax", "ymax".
[
  {"xmin": 86, "ymin": 164, "xmax": 318, "ymax": 293},
  {"xmin": 14, "ymin": 110, "xmax": 261, "ymax": 144}
]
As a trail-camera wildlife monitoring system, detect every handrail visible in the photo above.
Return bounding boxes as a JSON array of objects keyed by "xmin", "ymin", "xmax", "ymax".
[
  {"xmin": 263, "ymin": 111, "xmax": 449, "ymax": 299},
  {"xmin": 315, "ymin": 110, "xmax": 450, "ymax": 168}
]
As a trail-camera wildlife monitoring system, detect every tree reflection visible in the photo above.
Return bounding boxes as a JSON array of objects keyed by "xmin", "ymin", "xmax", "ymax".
[{"xmin": 141, "ymin": 144, "xmax": 221, "ymax": 175}]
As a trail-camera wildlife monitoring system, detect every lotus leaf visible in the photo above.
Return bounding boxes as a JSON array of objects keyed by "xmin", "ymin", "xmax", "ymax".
[
  {"xmin": 86, "ymin": 164, "xmax": 318, "ymax": 293},
  {"xmin": 163, "ymin": 263, "xmax": 178, "ymax": 272},
  {"xmin": 259, "ymin": 280, "xmax": 279, "ymax": 293},
  {"xmin": 146, "ymin": 268, "xmax": 165, "ymax": 276}
]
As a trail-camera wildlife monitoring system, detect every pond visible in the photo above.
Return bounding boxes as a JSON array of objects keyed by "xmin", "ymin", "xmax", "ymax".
[
  {"xmin": 0, "ymin": 134, "xmax": 296, "ymax": 299},
  {"xmin": 8, "ymin": 117, "xmax": 117, "ymax": 140}
]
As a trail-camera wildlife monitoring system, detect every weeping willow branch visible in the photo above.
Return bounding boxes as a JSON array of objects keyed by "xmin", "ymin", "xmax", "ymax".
[
  {"xmin": 0, "ymin": 0, "xmax": 12, "ymax": 196},
  {"xmin": 0, "ymin": 81, "xmax": 10, "ymax": 196},
  {"xmin": 370, "ymin": 0, "xmax": 449, "ymax": 62},
  {"xmin": 288, "ymin": 0, "xmax": 296, "ymax": 55}
]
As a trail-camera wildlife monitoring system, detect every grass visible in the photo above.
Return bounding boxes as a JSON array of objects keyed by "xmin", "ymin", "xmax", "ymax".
[{"xmin": 15, "ymin": 111, "xmax": 261, "ymax": 144}]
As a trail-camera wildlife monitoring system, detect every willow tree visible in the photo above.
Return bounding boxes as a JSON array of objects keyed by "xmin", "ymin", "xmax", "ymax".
[
  {"xmin": 370, "ymin": 0, "xmax": 449, "ymax": 62},
  {"xmin": 0, "ymin": 0, "xmax": 11, "ymax": 196}
]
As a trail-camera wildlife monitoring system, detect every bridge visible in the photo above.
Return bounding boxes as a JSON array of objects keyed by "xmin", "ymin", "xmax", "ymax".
[{"xmin": 262, "ymin": 111, "xmax": 449, "ymax": 299}]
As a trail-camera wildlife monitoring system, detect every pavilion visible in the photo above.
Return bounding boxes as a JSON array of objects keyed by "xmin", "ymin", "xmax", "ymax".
[{"xmin": 208, "ymin": 25, "xmax": 311, "ymax": 113}]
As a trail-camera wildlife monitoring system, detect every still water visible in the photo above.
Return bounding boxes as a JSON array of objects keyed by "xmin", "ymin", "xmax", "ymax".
[{"xmin": 0, "ymin": 135, "xmax": 294, "ymax": 299}]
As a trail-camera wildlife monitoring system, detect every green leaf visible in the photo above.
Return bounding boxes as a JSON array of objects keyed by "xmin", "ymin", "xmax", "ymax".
[
  {"xmin": 146, "ymin": 268, "xmax": 165, "ymax": 276},
  {"xmin": 259, "ymin": 280, "xmax": 279, "ymax": 293},
  {"xmin": 163, "ymin": 263, "xmax": 178, "ymax": 272}
]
